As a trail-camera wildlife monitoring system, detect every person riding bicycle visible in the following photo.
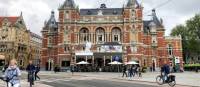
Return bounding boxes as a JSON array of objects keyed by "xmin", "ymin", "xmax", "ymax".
[
  {"xmin": 161, "ymin": 61, "xmax": 170, "ymax": 83},
  {"xmin": 26, "ymin": 60, "xmax": 36, "ymax": 85},
  {"xmin": 5, "ymin": 59, "xmax": 21, "ymax": 87}
]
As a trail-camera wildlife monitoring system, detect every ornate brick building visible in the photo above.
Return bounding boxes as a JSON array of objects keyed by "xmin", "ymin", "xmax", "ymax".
[
  {"xmin": 41, "ymin": 0, "xmax": 183, "ymax": 71},
  {"xmin": 0, "ymin": 13, "xmax": 30, "ymax": 68}
]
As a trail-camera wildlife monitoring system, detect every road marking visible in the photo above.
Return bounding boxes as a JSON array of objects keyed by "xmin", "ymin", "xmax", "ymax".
[{"xmin": 40, "ymin": 78, "xmax": 71, "ymax": 82}]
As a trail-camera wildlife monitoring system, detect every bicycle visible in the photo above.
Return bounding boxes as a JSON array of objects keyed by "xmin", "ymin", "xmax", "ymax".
[
  {"xmin": 28, "ymin": 71, "xmax": 34, "ymax": 87},
  {"xmin": 156, "ymin": 74, "xmax": 176, "ymax": 87}
]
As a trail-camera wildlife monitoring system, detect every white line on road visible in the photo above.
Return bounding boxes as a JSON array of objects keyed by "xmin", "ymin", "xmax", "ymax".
[{"xmin": 40, "ymin": 79, "xmax": 71, "ymax": 82}]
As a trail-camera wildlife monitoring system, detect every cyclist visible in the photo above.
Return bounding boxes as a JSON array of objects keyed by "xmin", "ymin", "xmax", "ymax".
[
  {"xmin": 5, "ymin": 59, "xmax": 21, "ymax": 87},
  {"xmin": 26, "ymin": 60, "xmax": 36, "ymax": 85},
  {"xmin": 161, "ymin": 61, "xmax": 170, "ymax": 83}
]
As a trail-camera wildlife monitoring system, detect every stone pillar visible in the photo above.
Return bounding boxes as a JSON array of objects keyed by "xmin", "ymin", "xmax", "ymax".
[
  {"xmin": 86, "ymin": 56, "xmax": 88, "ymax": 62},
  {"xmin": 92, "ymin": 56, "xmax": 94, "ymax": 66},
  {"xmin": 110, "ymin": 56, "xmax": 112, "ymax": 62},
  {"xmin": 104, "ymin": 56, "xmax": 106, "ymax": 66},
  {"xmin": 75, "ymin": 56, "xmax": 77, "ymax": 64}
]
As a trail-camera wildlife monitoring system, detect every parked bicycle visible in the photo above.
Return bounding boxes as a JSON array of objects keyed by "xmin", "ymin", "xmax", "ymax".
[{"xmin": 156, "ymin": 74, "xmax": 176, "ymax": 87}]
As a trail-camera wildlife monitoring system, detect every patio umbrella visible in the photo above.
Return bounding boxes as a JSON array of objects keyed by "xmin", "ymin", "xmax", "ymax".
[
  {"xmin": 108, "ymin": 61, "xmax": 123, "ymax": 65},
  {"xmin": 108, "ymin": 61, "xmax": 122, "ymax": 73},
  {"xmin": 76, "ymin": 61, "xmax": 90, "ymax": 65},
  {"xmin": 126, "ymin": 61, "xmax": 139, "ymax": 65}
]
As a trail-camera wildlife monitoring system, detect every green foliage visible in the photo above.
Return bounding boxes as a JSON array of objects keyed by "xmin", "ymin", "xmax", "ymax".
[
  {"xmin": 170, "ymin": 14, "xmax": 200, "ymax": 63},
  {"xmin": 184, "ymin": 64, "xmax": 200, "ymax": 67}
]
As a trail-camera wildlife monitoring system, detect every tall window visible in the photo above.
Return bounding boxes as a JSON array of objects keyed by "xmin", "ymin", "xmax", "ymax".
[
  {"xmin": 79, "ymin": 28, "xmax": 89, "ymax": 42},
  {"xmin": 167, "ymin": 44, "xmax": 173, "ymax": 56},
  {"xmin": 112, "ymin": 28, "xmax": 121, "ymax": 42},
  {"xmin": 48, "ymin": 37, "xmax": 53, "ymax": 44},
  {"xmin": 65, "ymin": 11, "xmax": 69, "ymax": 19},
  {"xmin": 96, "ymin": 28, "xmax": 105, "ymax": 42}
]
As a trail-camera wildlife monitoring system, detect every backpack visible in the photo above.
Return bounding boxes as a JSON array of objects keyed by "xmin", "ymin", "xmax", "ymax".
[{"xmin": 4, "ymin": 68, "xmax": 18, "ymax": 82}]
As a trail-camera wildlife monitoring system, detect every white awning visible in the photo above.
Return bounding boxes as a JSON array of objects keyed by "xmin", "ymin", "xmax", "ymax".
[
  {"xmin": 0, "ymin": 55, "xmax": 5, "ymax": 60},
  {"xmin": 75, "ymin": 51, "xmax": 93, "ymax": 56}
]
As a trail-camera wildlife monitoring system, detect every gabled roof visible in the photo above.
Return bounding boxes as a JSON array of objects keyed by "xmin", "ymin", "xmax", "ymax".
[
  {"xmin": 44, "ymin": 11, "xmax": 58, "ymax": 30},
  {"xmin": 59, "ymin": 0, "xmax": 76, "ymax": 9},
  {"xmin": 143, "ymin": 9, "xmax": 163, "ymax": 34},
  {"xmin": 151, "ymin": 9, "xmax": 162, "ymax": 27},
  {"xmin": 126, "ymin": 0, "xmax": 140, "ymax": 8},
  {"xmin": 0, "ymin": 16, "xmax": 20, "ymax": 27}
]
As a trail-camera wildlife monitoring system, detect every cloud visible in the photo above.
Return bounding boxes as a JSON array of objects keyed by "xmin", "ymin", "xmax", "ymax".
[{"xmin": 0, "ymin": 0, "xmax": 199, "ymax": 36}]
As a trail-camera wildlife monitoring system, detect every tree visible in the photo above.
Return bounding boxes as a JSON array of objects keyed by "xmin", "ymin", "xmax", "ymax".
[{"xmin": 170, "ymin": 14, "xmax": 200, "ymax": 63}]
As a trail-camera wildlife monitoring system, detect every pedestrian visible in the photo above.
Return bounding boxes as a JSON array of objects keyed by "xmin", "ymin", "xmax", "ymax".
[
  {"xmin": 2, "ymin": 64, "xmax": 9, "ymax": 73},
  {"xmin": 4, "ymin": 59, "xmax": 21, "ymax": 87},
  {"xmin": 54, "ymin": 65, "xmax": 59, "ymax": 73},
  {"xmin": 35, "ymin": 64, "xmax": 40, "ymax": 80},
  {"xmin": 138, "ymin": 66, "xmax": 142, "ymax": 77},
  {"xmin": 70, "ymin": 65, "xmax": 75, "ymax": 75},
  {"xmin": 128, "ymin": 66, "xmax": 134, "ymax": 80},
  {"xmin": 122, "ymin": 65, "xmax": 127, "ymax": 77},
  {"xmin": 26, "ymin": 60, "xmax": 36, "ymax": 85}
]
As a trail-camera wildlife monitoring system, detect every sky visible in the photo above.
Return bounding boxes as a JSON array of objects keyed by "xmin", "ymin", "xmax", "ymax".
[{"xmin": 0, "ymin": 0, "xmax": 199, "ymax": 36}]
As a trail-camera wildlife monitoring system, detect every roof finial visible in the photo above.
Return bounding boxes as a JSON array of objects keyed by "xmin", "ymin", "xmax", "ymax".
[
  {"xmin": 100, "ymin": 3, "xmax": 107, "ymax": 8},
  {"xmin": 20, "ymin": 11, "xmax": 23, "ymax": 17}
]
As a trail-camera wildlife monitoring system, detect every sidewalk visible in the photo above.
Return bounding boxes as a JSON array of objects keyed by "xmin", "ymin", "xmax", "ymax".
[{"xmin": 0, "ymin": 71, "xmax": 199, "ymax": 87}]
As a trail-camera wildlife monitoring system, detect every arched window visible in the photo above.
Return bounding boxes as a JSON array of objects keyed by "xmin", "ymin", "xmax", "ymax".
[
  {"xmin": 96, "ymin": 27, "xmax": 105, "ymax": 42},
  {"xmin": 48, "ymin": 37, "xmax": 53, "ymax": 44},
  {"xmin": 112, "ymin": 28, "xmax": 121, "ymax": 42},
  {"xmin": 79, "ymin": 28, "xmax": 89, "ymax": 42},
  {"xmin": 167, "ymin": 44, "xmax": 173, "ymax": 56}
]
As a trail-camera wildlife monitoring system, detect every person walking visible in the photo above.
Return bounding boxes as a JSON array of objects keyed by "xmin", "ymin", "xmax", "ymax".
[
  {"xmin": 128, "ymin": 66, "xmax": 134, "ymax": 80},
  {"xmin": 26, "ymin": 60, "xmax": 36, "ymax": 85},
  {"xmin": 4, "ymin": 59, "xmax": 21, "ymax": 87},
  {"xmin": 70, "ymin": 65, "xmax": 75, "ymax": 75},
  {"xmin": 122, "ymin": 65, "xmax": 127, "ymax": 77},
  {"xmin": 2, "ymin": 64, "xmax": 9, "ymax": 73},
  {"xmin": 35, "ymin": 64, "xmax": 40, "ymax": 80}
]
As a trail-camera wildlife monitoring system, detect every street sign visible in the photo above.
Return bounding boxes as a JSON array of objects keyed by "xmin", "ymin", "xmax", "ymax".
[{"xmin": 175, "ymin": 57, "xmax": 180, "ymax": 64}]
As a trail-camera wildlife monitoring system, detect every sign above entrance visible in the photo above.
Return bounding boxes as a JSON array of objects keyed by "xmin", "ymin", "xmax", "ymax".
[
  {"xmin": 100, "ymin": 45, "xmax": 122, "ymax": 52},
  {"xmin": 75, "ymin": 51, "xmax": 93, "ymax": 56}
]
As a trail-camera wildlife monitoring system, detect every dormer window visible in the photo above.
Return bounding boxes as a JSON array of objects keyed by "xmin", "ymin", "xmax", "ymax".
[
  {"xmin": 113, "ymin": 11, "xmax": 118, "ymax": 15},
  {"xmin": 87, "ymin": 10, "xmax": 92, "ymax": 15}
]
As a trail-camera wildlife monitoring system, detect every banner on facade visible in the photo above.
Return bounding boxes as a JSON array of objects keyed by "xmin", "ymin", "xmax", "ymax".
[
  {"xmin": 75, "ymin": 51, "xmax": 93, "ymax": 56},
  {"xmin": 175, "ymin": 57, "xmax": 180, "ymax": 64},
  {"xmin": 100, "ymin": 45, "xmax": 122, "ymax": 52}
]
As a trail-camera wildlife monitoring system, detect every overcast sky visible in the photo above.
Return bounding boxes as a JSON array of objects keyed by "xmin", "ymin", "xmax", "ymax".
[{"xmin": 0, "ymin": 0, "xmax": 199, "ymax": 36}]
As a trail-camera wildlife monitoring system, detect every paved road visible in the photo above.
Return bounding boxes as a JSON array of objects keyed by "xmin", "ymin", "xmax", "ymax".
[{"xmin": 41, "ymin": 79, "xmax": 158, "ymax": 87}]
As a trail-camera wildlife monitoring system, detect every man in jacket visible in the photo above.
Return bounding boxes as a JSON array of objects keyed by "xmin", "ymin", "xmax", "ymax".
[{"xmin": 26, "ymin": 60, "xmax": 35, "ymax": 84}]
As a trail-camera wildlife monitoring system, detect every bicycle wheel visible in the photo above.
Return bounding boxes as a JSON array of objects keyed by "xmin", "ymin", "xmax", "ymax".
[
  {"xmin": 168, "ymin": 80, "xmax": 176, "ymax": 87},
  {"xmin": 156, "ymin": 75, "xmax": 164, "ymax": 85}
]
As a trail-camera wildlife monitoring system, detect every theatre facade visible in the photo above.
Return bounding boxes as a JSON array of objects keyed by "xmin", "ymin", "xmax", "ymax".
[{"xmin": 41, "ymin": 0, "xmax": 183, "ymax": 71}]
